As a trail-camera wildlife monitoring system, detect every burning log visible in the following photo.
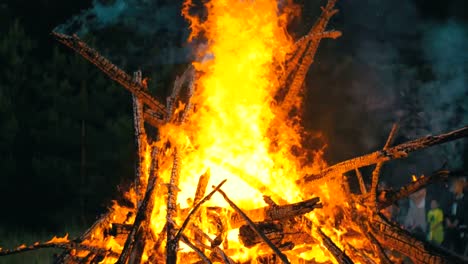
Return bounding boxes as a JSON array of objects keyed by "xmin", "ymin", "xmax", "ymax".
[
  {"xmin": 180, "ymin": 235, "xmax": 212, "ymax": 264},
  {"xmin": 193, "ymin": 170, "xmax": 211, "ymax": 206},
  {"xmin": 166, "ymin": 149, "xmax": 181, "ymax": 264},
  {"xmin": 239, "ymin": 222, "xmax": 284, "ymax": 248},
  {"xmin": 116, "ymin": 147, "xmax": 159, "ymax": 264},
  {"xmin": 0, "ymin": 238, "xmax": 119, "ymax": 259},
  {"xmin": 166, "ymin": 65, "xmax": 195, "ymax": 123},
  {"xmin": 132, "ymin": 70, "xmax": 148, "ymax": 203},
  {"xmin": 369, "ymin": 123, "xmax": 399, "ymax": 209},
  {"xmin": 316, "ymin": 229, "xmax": 354, "ymax": 264},
  {"xmin": 216, "ymin": 188, "xmax": 291, "ymax": 264},
  {"xmin": 370, "ymin": 214, "xmax": 467, "ymax": 264},
  {"xmin": 174, "ymin": 179, "xmax": 227, "ymax": 245},
  {"xmin": 278, "ymin": 0, "xmax": 340, "ymax": 112},
  {"xmin": 229, "ymin": 197, "xmax": 322, "ymax": 229},
  {"xmin": 354, "ymin": 168, "xmax": 367, "ymax": 194},
  {"xmin": 187, "ymin": 224, "xmax": 235, "ymax": 264},
  {"xmin": 300, "ymin": 125, "xmax": 468, "ymax": 186},
  {"xmin": 365, "ymin": 232, "xmax": 392, "ymax": 264},
  {"xmin": 377, "ymin": 169, "xmax": 450, "ymax": 210},
  {"xmin": 51, "ymin": 32, "xmax": 167, "ymax": 123}
]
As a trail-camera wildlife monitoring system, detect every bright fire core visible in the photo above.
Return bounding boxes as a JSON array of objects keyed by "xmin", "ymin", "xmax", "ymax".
[
  {"xmin": 153, "ymin": 0, "xmax": 330, "ymax": 261},
  {"xmin": 97, "ymin": 0, "xmax": 357, "ymax": 263}
]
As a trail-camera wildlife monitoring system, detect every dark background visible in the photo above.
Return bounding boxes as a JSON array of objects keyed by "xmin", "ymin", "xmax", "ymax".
[{"xmin": 0, "ymin": 0, "xmax": 467, "ymax": 232}]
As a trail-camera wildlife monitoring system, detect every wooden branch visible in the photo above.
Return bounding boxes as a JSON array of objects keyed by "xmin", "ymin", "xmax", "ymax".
[
  {"xmin": 180, "ymin": 235, "xmax": 212, "ymax": 264},
  {"xmin": 128, "ymin": 228, "xmax": 145, "ymax": 264},
  {"xmin": 279, "ymin": 0, "xmax": 340, "ymax": 112},
  {"xmin": 300, "ymin": 125, "xmax": 468, "ymax": 186},
  {"xmin": 181, "ymin": 73, "xmax": 195, "ymax": 123},
  {"xmin": 193, "ymin": 169, "xmax": 211, "ymax": 206},
  {"xmin": 0, "ymin": 240, "xmax": 119, "ymax": 259},
  {"xmin": 143, "ymin": 108, "xmax": 166, "ymax": 128},
  {"xmin": 316, "ymin": 229, "xmax": 354, "ymax": 264},
  {"xmin": 239, "ymin": 222, "xmax": 284, "ymax": 248},
  {"xmin": 366, "ymin": 231, "xmax": 393, "ymax": 264},
  {"xmin": 116, "ymin": 147, "xmax": 159, "ymax": 264},
  {"xmin": 377, "ymin": 169, "xmax": 450, "ymax": 210},
  {"xmin": 228, "ymin": 197, "xmax": 322, "ymax": 229},
  {"xmin": 167, "ymin": 65, "xmax": 195, "ymax": 123},
  {"xmin": 355, "ymin": 168, "xmax": 367, "ymax": 194},
  {"xmin": 166, "ymin": 148, "xmax": 181, "ymax": 264},
  {"xmin": 370, "ymin": 214, "xmax": 466, "ymax": 264},
  {"xmin": 51, "ymin": 32, "xmax": 167, "ymax": 121},
  {"xmin": 132, "ymin": 70, "xmax": 148, "ymax": 204},
  {"xmin": 187, "ymin": 224, "xmax": 234, "ymax": 264},
  {"xmin": 370, "ymin": 123, "xmax": 399, "ymax": 209},
  {"xmin": 174, "ymin": 180, "xmax": 227, "ymax": 244},
  {"xmin": 215, "ymin": 188, "xmax": 291, "ymax": 264}
]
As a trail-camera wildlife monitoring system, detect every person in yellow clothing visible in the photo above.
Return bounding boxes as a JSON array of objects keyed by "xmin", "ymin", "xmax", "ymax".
[{"xmin": 427, "ymin": 199, "xmax": 444, "ymax": 245}]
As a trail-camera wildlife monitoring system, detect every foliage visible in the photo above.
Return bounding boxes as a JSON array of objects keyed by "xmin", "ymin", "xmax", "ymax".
[{"xmin": 0, "ymin": 20, "xmax": 135, "ymax": 230}]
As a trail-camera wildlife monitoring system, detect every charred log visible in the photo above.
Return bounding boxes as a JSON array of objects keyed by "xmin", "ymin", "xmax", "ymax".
[
  {"xmin": 216, "ymin": 188, "xmax": 291, "ymax": 264},
  {"xmin": 229, "ymin": 197, "xmax": 321, "ymax": 229},
  {"xmin": 166, "ymin": 149, "xmax": 181, "ymax": 264},
  {"xmin": 277, "ymin": 0, "xmax": 341, "ymax": 113},
  {"xmin": 370, "ymin": 214, "xmax": 466, "ymax": 264},
  {"xmin": 300, "ymin": 125, "xmax": 468, "ymax": 185},
  {"xmin": 239, "ymin": 222, "xmax": 284, "ymax": 248},
  {"xmin": 51, "ymin": 32, "xmax": 167, "ymax": 122},
  {"xmin": 317, "ymin": 229, "xmax": 354, "ymax": 264},
  {"xmin": 116, "ymin": 147, "xmax": 160, "ymax": 264},
  {"xmin": 377, "ymin": 169, "xmax": 450, "ymax": 210},
  {"xmin": 369, "ymin": 123, "xmax": 398, "ymax": 209}
]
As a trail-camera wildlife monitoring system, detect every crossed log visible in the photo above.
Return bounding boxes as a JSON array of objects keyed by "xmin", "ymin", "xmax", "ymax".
[{"xmin": 51, "ymin": 31, "xmax": 168, "ymax": 125}]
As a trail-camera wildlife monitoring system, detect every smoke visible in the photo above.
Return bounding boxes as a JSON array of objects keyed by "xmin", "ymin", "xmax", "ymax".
[
  {"xmin": 301, "ymin": 0, "xmax": 467, "ymax": 186},
  {"xmin": 335, "ymin": 1, "xmax": 467, "ymax": 183},
  {"xmin": 417, "ymin": 21, "xmax": 468, "ymax": 168},
  {"xmin": 55, "ymin": 0, "xmax": 184, "ymax": 36},
  {"xmin": 54, "ymin": 0, "xmax": 191, "ymax": 78}
]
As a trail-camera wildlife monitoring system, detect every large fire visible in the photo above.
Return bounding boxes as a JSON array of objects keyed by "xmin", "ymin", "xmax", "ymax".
[
  {"xmin": 4, "ymin": 0, "xmax": 467, "ymax": 263},
  {"xmin": 67, "ymin": 0, "xmax": 359, "ymax": 263},
  {"xmin": 147, "ymin": 0, "xmax": 346, "ymax": 262}
]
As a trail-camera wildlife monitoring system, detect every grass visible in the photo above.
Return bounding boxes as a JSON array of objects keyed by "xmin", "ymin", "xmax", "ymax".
[{"xmin": 0, "ymin": 224, "xmax": 85, "ymax": 264}]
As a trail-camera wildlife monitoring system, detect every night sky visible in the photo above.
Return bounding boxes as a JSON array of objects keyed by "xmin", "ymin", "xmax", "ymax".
[{"xmin": 0, "ymin": 0, "xmax": 467, "ymax": 231}]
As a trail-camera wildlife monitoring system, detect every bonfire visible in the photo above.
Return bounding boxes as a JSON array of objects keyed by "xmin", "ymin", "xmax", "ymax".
[{"xmin": 1, "ymin": 0, "xmax": 467, "ymax": 263}]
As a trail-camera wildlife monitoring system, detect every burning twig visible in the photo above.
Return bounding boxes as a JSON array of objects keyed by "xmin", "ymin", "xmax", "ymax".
[
  {"xmin": 188, "ymin": 225, "xmax": 234, "ymax": 264},
  {"xmin": 377, "ymin": 169, "xmax": 450, "ymax": 210},
  {"xmin": 279, "ymin": 0, "xmax": 340, "ymax": 112},
  {"xmin": 300, "ymin": 125, "xmax": 468, "ymax": 185},
  {"xmin": 316, "ymin": 229, "xmax": 354, "ymax": 264},
  {"xmin": 0, "ymin": 239, "xmax": 119, "ymax": 259},
  {"xmin": 116, "ymin": 147, "xmax": 159, "ymax": 264},
  {"xmin": 180, "ymin": 235, "xmax": 212, "ymax": 264},
  {"xmin": 229, "ymin": 197, "xmax": 322, "ymax": 229},
  {"xmin": 166, "ymin": 148, "xmax": 181, "ymax": 264},
  {"xmin": 369, "ymin": 123, "xmax": 399, "ymax": 209},
  {"xmin": 51, "ymin": 32, "xmax": 167, "ymax": 123},
  {"xmin": 174, "ymin": 179, "xmax": 227, "ymax": 244},
  {"xmin": 370, "ymin": 214, "xmax": 466, "ymax": 264},
  {"xmin": 365, "ymin": 231, "xmax": 393, "ymax": 264},
  {"xmin": 193, "ymin": 169, "xmax": 211, "ymax": 206},
  {"xmin": 132, "ymin": 70, "xmax": 148, "ymax": 204},
  {"xmin": 167, "ymin": 65, "xmax": 195, "ymax": 123},
  {"xmin": 354, "ymin": 168, "xmax": 367, "ymax": 194},
  {"xmin": 215, "ymin": 188, "xmax": 291, "ymax": 264}
]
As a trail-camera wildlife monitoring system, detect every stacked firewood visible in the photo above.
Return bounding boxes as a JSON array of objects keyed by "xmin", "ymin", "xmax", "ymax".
[{"xmin": 1, "ymin": 0, "xmax": 467, "ymax": 263}]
